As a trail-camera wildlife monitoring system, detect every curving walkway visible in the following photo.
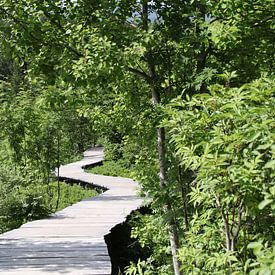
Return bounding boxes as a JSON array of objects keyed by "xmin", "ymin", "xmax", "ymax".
[{"xmin": 0, "ymin": 147, "xmax": 142, "ymax": 274}]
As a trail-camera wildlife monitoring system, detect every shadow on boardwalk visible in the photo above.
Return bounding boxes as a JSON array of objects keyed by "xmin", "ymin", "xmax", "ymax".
[{"xmin": 0, "ymin": 239, "xmax": 109, "ymax": 274}]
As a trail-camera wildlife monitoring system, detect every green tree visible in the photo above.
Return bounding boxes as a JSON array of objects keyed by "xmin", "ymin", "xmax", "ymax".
[{"xmin": 0, "ymin": 0, "xmax": 274, "ymax": 274}]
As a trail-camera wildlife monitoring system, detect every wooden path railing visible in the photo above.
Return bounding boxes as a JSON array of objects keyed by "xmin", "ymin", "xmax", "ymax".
[{"xmin": 0, "ymin": 147, "xmax": 142, "ymax": 274}]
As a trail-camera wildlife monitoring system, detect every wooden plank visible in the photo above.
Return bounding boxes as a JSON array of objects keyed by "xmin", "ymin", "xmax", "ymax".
[
  {"xmin": 0, "ymin": 147, "xmax": 142, "ymax": 275},
  {"xmin": 0, "ymin": 268, "xmax": 110, "ymax": 275}
]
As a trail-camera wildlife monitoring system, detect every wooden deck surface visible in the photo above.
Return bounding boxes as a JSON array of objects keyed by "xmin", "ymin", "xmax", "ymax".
[{"xmin": 0, "ymin": 147, "xmax": 142, "ymax": 274}]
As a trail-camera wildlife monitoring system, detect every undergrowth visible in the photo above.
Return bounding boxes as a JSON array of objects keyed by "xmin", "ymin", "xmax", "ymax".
[
  {"xmin": 0, "ymin": 178, "xmax": 98, "ymax": 234},
  {"xmin": 86, "ymin": 160, "xmax": 133, "ymax": 178},
  {"xmin": 49, "ymin": 181, "xmax": 99, "ymax": 211}
]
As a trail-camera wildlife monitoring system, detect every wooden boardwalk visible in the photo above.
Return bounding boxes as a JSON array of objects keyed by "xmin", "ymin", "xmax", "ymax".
[{"xmin": 0, "ymin": 147, "xmax": 142, "ymax": 274}]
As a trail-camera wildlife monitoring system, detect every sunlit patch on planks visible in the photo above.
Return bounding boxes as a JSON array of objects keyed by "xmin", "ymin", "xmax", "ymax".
[{"xmin": 0, "ymin": 147, "xmax": 142, "ymax": 275}]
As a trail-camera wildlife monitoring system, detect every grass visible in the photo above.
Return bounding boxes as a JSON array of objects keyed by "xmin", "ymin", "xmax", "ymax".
[
  {"xmin": 47, "ymin": 181, "xmax": 99, "ymax": 211},
  {"xmin": 86, "ymin": 160, "xmax": 133, "ymax": 178}
]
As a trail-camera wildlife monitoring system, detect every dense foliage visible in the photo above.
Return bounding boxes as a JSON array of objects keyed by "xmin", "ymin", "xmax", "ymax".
[
  {"xmin": 0, "ymin": 165, "xmax": 98, "ymax": 233},
  {"xmin": 0, "ymin": 0, "xmax": 274, "ymax": 274},
  {"xmin": 0, "ymin": 17, "xmax": 98, "ymax": 233},
  {"xmin": 164, "ymin": 78, "xmax": 275, "ymax": 273}
]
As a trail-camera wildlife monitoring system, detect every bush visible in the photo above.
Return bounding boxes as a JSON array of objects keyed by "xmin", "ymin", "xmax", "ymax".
[
  {"xmin": 164, "ymin": 77, "xmax": 275, "ymax": 273},
  {"xmin": 0, "ymin": 166, "xmax": 98, "ymax": 233},
  {"xmin": 0, "ymin": 185, "xmax": 50, "ymax": 232},
  {"xmin": 0, "ymin": 167, "xmax": 46, "ymax": 232}
]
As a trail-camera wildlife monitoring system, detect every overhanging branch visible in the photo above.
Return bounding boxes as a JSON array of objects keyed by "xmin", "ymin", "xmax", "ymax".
[{"xmin": 127, "ymin": 67, "xmax": 152, "ymax": 83}]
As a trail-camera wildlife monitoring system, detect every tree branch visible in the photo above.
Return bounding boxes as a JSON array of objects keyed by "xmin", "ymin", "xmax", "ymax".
[
  {"xmin": 127, "ymin": 67, "xmax": 152, "ymax": 83},
  {"xmin": 215, "ymin": 195, "xmax": 231, "ymax": 251}
]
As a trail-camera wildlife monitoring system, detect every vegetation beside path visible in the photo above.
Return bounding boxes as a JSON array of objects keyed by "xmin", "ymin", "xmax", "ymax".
[
  {"xmin": 86, "ymin": 159, "xmax": 133, "ymax": 178},
  {"xmin": 0, "ymin": 167, "xmax": 98, "ymax": 234}
]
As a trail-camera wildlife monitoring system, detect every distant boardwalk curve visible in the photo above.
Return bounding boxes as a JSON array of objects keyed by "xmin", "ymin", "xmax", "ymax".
[{"xmin": 0, "ymin": 147, "xmax": 142, "ymax": 275}]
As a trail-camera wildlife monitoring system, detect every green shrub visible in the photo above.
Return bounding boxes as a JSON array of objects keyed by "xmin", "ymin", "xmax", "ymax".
[
  {"xmin": 0, "ymin": 167, "xmax": 45, "ymax": 233},
  {"xmin": 0, "ymin": 185, "xmax": 50, "ymax": 232},
  {"xmin": 125, "ymin": 77, "xmax": 275, "ymax": 274},
  {"xmin": 164, "ymin": 77, "xmax": 275, "ymax": 273},
  {"xmin": 0, "ymin": 166, "xmax": 98, "ymax": 233}
]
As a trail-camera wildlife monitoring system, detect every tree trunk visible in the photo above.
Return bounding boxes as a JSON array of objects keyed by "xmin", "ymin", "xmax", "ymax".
[
  {"xmin": 141, "ymin": 2, "xmax": 183, "ymax": 274},
  {"xmin": 153, "ymin": 88, "xmax": 183, "ymax": 275},
  {"xmin": 55, "ymin": 133, "xmax": 61, "ymax": 211},
  {"xmin": 178, "ymin": 165, "xmax": 189, "ymax": 230}
]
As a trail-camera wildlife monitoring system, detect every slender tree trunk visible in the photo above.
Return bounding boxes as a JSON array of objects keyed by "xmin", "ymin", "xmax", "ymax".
[
  {"xmin": 140, "ymin": 1, "xmax": 182, "ymax": 273},
  {"xmin": 23, "ymin": 128, "xmax": 27, "ymax": 174},
  {"xmin": 55, "ymin": 133, "xmax": 61, "ymax": 211},
  {"xmin": 178, "ymin": 166, "xmax": 189, "ymax": 230},
  {"xmin": 152, "ymin": 87, "xmax": 183, "ymax": 275},
  {"xmin": 46, "ymin": 141, "xmax": 52, "ymax": 209}
]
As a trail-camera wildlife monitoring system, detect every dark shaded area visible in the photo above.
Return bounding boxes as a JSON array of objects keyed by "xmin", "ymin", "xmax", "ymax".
[
  {"xmin": 58, "ymin": 177, "xmax": 107, "ymax": 193},
  {"xmin": 105, "ymin": 207, "xmax": 152, "ymax": 275},
  {"xmin": 82, "ymin": 160, "xmax": 103, "ymax": 170}
]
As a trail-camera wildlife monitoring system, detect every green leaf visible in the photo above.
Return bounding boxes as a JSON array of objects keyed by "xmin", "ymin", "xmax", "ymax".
[
  {"xmin": 258, "ymin": 199, "xmax": 273, "ymax": 210},
  {"xmin": 264, "ymin": 160, "xmax": 275, "ymax": 169},
  {"xmin": 247, "ymin": 132, "xmax": 261, "ymax": 142}
]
